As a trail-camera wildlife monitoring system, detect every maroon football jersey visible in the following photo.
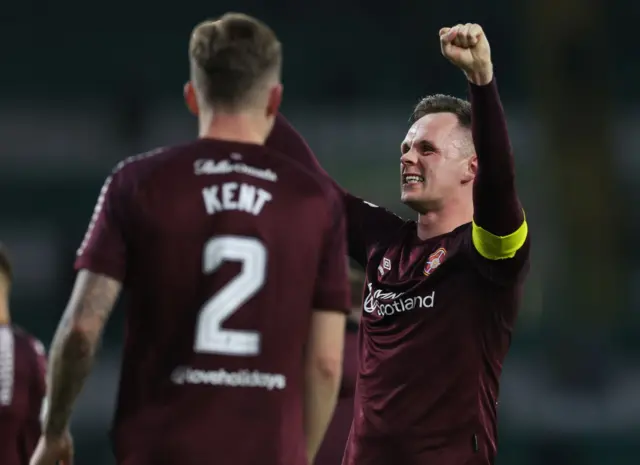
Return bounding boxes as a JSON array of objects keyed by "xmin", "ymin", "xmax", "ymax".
[
  {"xmin": 341, "ymin": 203, "xmax": 529, "ymax": 465},
  {"xmin": 74, "ymin": 139, "xmax": 350, "ymax": 465},
  {"xmin": 0, "ymin": 325, "xmax": 47, "ymax": 465}
]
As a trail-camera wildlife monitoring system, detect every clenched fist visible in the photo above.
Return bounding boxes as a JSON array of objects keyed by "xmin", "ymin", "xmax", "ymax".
[
  {"xmin": 30, "ymin": 432, "xmax": 74, "ymax": 465},
  {"xmin": 439, "ymin": 23, "xmax": 493, "ymax": 86}
]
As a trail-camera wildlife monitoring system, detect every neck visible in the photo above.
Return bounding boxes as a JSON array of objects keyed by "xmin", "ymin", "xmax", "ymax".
[
  {"xmin": 199, "ymin": 110, "xmax": 267, "ymax": 145},
  {"xmin": 416, "ymin": 197, "xmax": 473, "ymax": 241}
]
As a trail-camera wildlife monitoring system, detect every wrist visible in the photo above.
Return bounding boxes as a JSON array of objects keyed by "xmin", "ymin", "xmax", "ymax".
[
  {"xmin": 464, "ymin": 66, "xmax": 494, "ymax": 86},
  {"xmin": 43, "ymin": 418, "xmax": 69, "ymax": 439}
]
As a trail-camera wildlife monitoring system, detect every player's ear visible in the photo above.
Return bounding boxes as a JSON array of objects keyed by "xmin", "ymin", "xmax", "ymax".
[
  {"xmin": 184, "ymin": 81, "xmax": 199, "ymax": 116},
  {"xmin": 265, "ymin": 83, "xmax": 283, "ymax": 117},
  {"xmin": 461, "ymin": 154, "xmax": 477, "ymax": 184}
]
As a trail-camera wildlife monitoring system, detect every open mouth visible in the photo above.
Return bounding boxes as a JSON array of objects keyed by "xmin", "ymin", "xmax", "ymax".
[{"xmin": 402, "ymin": 174, "xmax": 425, "ymax": 186}]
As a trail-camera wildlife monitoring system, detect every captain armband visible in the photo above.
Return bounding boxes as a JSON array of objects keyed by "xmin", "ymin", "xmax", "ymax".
[{"xmin": 471, "ymin": 213, "xmax": 528, "ymax": 260}]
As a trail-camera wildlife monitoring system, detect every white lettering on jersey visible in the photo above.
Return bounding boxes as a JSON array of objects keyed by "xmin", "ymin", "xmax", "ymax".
[
  {"xmin": 0, "ymin": 327, "xmax": 14, "ymax": 406},
  {"xmin": 363, "ymin": 283, "xmax": 435, "ymax": 317},
  {"xmin": 202, "ymin": 183, "xmax": 272, "ymax": 216},
  {"xmin": 171, "ymin": 366, "xmax": 286, "ymax": 391},
  {"xmin": 194, "ymin": 158, "xmax": 278, "ymax": 182}
]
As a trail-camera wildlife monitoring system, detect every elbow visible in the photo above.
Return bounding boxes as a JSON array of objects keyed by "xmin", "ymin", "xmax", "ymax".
[
  {"xmin": 61, "ymin": 325, "xmax": 97, "ymax": 358},
  {"xmin": 308, "ymin": 354, "xmax": 343, "ymax": 386}
]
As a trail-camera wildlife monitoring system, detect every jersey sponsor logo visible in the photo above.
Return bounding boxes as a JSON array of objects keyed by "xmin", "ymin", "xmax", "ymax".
[
  {"xmin": 423, "ymin": 247, "xmax": 447, "ymax": 276},
  {"xmin": 363, "ymin": 283, "xmax": 435, "ymax": 317},
  {"xmin": 171, "ymin": 366, "xmax": 286, "ymax": 391},
  {"xmin": 194, "ymin": 158, "xmax": 278, "ymax": 182}
]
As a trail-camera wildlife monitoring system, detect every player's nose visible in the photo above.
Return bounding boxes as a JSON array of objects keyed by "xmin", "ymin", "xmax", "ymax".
[{"xmin": 400, "ymin": 150, "xmax": 418, "ymax": 166}]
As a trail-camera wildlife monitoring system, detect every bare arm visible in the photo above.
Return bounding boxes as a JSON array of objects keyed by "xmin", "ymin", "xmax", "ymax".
[
  {"xmin": 304, "ymin": 310, "xmax": 346, "ymax": 463},
  {"xmin": 42, "ymin": 270, "xmax": 121, "ymax": 437}
]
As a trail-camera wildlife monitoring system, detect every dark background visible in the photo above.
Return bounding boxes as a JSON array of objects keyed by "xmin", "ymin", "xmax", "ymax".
[{"xmin": 1, "ymin": 1, "xmax": 638, "ymax": 464}]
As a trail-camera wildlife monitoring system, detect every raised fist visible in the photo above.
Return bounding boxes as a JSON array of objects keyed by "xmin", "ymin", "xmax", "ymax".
[{"xmin": 439, "ymin": 23, "xmax": 493, "ymax": 85}]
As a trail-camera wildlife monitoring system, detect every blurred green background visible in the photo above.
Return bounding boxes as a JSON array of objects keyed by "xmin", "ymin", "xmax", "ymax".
[{"xmin": 1, "ymin": 1, "xmax": 638, "ymax": 464}]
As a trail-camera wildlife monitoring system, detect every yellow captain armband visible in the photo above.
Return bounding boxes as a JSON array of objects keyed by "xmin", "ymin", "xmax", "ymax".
[{"xmin": 472, "ymin": 214, "xmax": 528, "ymax": 260}]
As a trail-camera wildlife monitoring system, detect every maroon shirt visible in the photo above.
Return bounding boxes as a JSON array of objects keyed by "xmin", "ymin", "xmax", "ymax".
[
  {"xmin": 75, "ymin": 139, "xmax": 350, "ymax": 465},
  {"xmin": 267, "ymin": 80, "xmax": 530, "ymax": 465},
  {"xmin": 316, "ymin": 325, "xmax": 359, "ymax": 465},
  {"xmin": 0, "ymin": 325, "xmax": 47, "ymax": 465}
]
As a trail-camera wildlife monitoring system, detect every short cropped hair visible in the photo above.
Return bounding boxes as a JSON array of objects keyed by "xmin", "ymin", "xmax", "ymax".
[
  {"xmin": 0, "ymin": 243, "xmax": 13, "ymax": 284},
  {"xmin": 189, "ymin": 13, "xmax": 282, "ymax": 110},
  {"xmin": 410, "ymin": 94, "xmax": 471, "ymax": 129}
]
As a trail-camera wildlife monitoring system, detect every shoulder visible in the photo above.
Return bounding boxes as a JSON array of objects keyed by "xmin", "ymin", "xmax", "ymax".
[
  {"xmin": 99, "ymin": 144, "xmax": 197, "ymax": 210},
  {"xmin": 348, "ymin": 196, "xmax": 407, "ymax": 234},
  {"xmin": 9, "ymin": 327, "xmax": 45, "ymax": 356},
  {"xmin": 108, "ymin": 146, "xmax": 177, "ymax": 186},
  {"xmin": 264, "ymin": 147, "xmax": 341, "ymax": 207}
]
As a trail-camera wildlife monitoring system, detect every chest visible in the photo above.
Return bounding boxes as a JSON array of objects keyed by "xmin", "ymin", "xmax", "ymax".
[{"xmin": 361, "ymin": 231, "xmax": 478, "ymax": 326}]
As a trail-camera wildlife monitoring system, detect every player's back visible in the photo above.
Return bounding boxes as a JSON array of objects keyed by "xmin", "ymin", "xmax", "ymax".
[
  {"xmin": 0, "ymin": 325, "xmax": 46, "ymax": 465},
  {"xmin": 110, "ymin": 139, "xmax": 342, "ymax": 465}
]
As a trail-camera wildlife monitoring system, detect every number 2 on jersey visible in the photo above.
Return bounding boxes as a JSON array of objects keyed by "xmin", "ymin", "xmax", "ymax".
[{"xmin": 194, "ymin": 236, "xmax": 267, "ymax": 356}]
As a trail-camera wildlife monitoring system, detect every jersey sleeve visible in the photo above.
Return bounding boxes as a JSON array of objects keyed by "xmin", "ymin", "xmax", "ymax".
[
  {"xmin": 342, "ymin": 194, "xmax": 405, "ymax": 267},
  {"xmin": 468, "ymin": 79, "xmax": 530, "ymax": 282},
  {"xmin": 312, "ymin": 189, "xmax": 351, "ymax": 312},
  {"xmin": 74, "ymin": 167, "xmax": 131, "ymax": 282},
  {"xmin": 24, "ymin": 338, "xmax": 46, "ymax": 454},
  {"xmin": 268, "ymin": 113, "xmax": 405, "ymax": 267}
]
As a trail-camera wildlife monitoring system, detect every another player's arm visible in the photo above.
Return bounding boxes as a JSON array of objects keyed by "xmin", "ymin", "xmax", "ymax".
[
  {"xmin": 304, "ymin": 189, "xmax": 349, "ymax": 463},
  {"xmin": 304, "ymin": 311, "xmax": 346, "ymax": 463},
  {"xmin": 442, "ymin": 24, "xmax": 527, "ymax": 260},
  {"xmin": 268, "ymin": 114, "xmax": 405, "ymax": 265},
  {"xmin": 42, "ymin": 166, "xmax": 130, "ymax": 438},
  {"xmin": 42, "ymin": 271, "xmax": 120, "ymax": 437}
]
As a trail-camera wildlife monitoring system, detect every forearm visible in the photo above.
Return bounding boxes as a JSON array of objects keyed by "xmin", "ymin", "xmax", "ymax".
[
  {"xmin": 304, "ymin": 370, "xmax": 341, "ymax": 462},
  {"xmin": 470, "ymin": 79, "xmax": 524, "ymax": 235},
  {"xmin": 42, "ymin": 323, "xmax": 98, "ymax": 436}
]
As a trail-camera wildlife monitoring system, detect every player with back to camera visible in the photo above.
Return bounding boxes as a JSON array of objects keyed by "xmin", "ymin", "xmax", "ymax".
[
  {"xmin": 0, "ymin": 244, "xmax": 47, "ymax": 465},
  {"xmin": 265, "ymin": 24, "xmax": 530, "ymax": 465},
  {"xmin": 29, "ymin": 13, "xmax": 350, "ymax": 465}
]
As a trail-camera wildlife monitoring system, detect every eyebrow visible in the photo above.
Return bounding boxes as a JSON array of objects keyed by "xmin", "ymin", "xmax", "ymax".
[{"xmin": 401, "ymin": 139, "xmax": 438, "ymax": 154}]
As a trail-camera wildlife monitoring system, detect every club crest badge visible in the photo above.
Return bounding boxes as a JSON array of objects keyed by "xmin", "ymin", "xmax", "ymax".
[{"xmin": 423, "ymin": 248, "xmax": 447, "ymax": 276}]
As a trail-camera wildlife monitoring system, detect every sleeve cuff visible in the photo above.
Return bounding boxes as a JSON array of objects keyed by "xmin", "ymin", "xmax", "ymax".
[
  {"xmin": 74, "ymin": 254, "xmax": 125, "ymax": 282},
  {"xmin": 313, "ymin": 289, "xmax": 351, "ymax": 314},
  {"xmin": 468, "ymin": 77, "xmax": 498, "ymax": 97}
]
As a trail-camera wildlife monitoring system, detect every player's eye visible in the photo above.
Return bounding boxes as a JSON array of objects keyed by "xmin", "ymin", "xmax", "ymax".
[
  {"xmin": 419, "ymin": 141, "xmax": 437, "ymax": 155},
  {"xmin": 400, "ymin": 143, "xmax": 410, "ymax": 155}
]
